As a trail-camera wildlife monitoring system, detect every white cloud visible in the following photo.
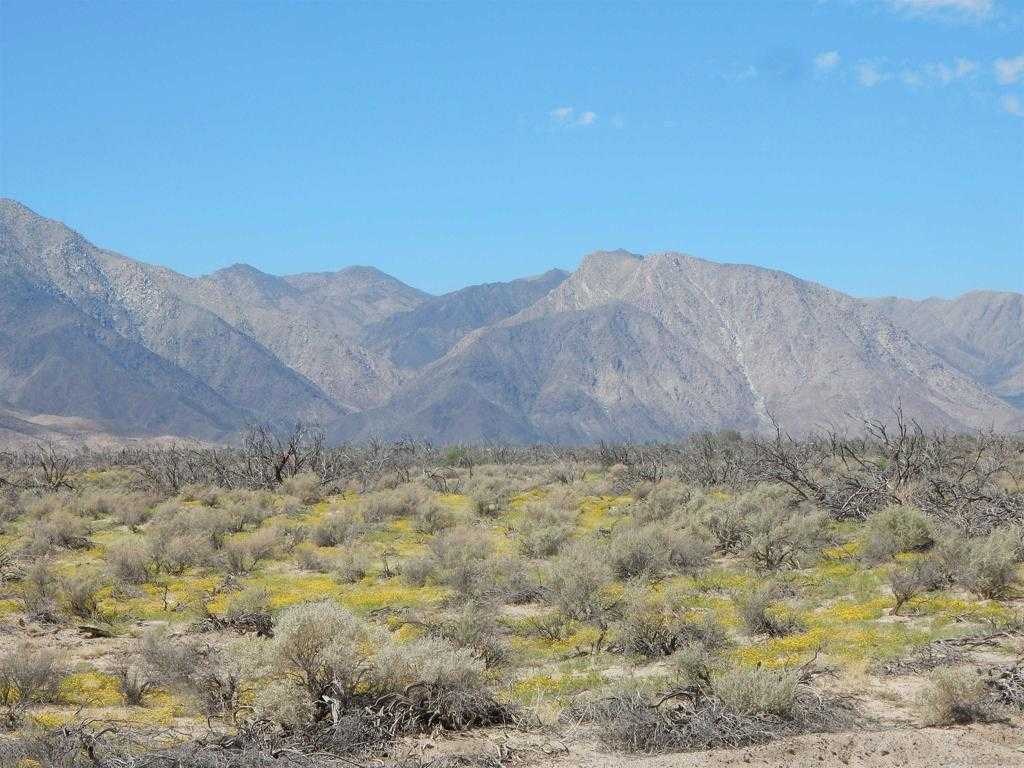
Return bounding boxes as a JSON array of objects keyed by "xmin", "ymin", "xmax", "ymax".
[
  {"xmin": 917, "ymin": 57, "xmax": 979, "ymax": 84},
  {"xmin": 888, "ymin": 0, "xmax": 993, "ymax": 18},
  {"xmin": 995, "ymin": 55, "xmax": 1024, "ymax": 85},
  {"xmin": 549, "ymin": 106, "xmax": 597, "ymax": 127},
  {"xmin": 814, "ymin": 51, "xmax": 841, "ymax": 74},
  {"xmin": 550, "ymin": 106, "xmax": 574, "ymax": 124},
  {"xmin": 1003, "ymin": 94, "xmax": 1024, "ymax": 117},
  {"xmin": 856, "ymin": 62, "xmax": 888, "ymax": 87}
]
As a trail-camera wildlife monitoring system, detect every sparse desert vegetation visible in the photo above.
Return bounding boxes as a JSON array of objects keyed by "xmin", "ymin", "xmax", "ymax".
[{"xmin": 0, "ymin": 415, "xmax": 1022, "ymax": 766}]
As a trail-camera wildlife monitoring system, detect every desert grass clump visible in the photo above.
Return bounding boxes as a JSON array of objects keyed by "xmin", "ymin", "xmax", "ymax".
[
  {"xmin": 861, "ymin": 505, "xmax": 934, "ymax": 564},
  {"xmin": 918, "ymin": 668, "xmax": 999, "ymax": 725}
]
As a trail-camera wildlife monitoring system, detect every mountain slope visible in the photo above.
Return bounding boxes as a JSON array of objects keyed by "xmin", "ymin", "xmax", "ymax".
[
  {"xmin": 362, "ymin": 269, "xmax": 569, "ymax": 369},
  {"xmin": 336, "ymin": 252, "xmax": 1022, "ymax": 442},
  {"xmin": 870, "ymin": 292, "xmax": 1024, "ymax": 409},
  {"xmin": 0, "ymin": 274, "xmax": 243, "ymax": 438},
  {"xmin": 0, "ymin": 199, "xmax": 342, "ymax": 432},
  {"xmin": 159, "ymin": 263, "xmax": 428, "ymax": 410}
]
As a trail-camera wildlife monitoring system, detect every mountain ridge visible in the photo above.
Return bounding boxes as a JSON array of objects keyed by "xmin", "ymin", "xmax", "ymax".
[{"xmin": 2, "ymin": 198, "xmax": 1020, "ymax": 444}]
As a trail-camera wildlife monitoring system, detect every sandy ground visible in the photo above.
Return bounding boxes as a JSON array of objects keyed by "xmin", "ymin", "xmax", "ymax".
[{"xmin": 390, "ymin": 720, "xmax": 1024, "ymax": 768}]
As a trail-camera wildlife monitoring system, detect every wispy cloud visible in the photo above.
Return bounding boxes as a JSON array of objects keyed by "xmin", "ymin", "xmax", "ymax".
[
  {"xmin": 856, "ymin": 61, "xmax": 889, "ymax": 87},
  {"xmin": 549, "ymin": 106, "xmax": 598, "ymax": 127},
  {"xmin": 1002, "ymin": 94, "xmax": 1024, "ymax": 117},
  {"xmin": 814, "ymin": 51, "xmax": 841, "ymax": 74},
  {"xmin": 887, "ymin": 0, "xmax": 993, "ymax": 19},
  {"xmin": 994, "ymin": 55, "xmax": 1024, "ymax": 85},
  {"xmin": 900, "ymin": 58, "xmax": 979, "ymax": 86}
]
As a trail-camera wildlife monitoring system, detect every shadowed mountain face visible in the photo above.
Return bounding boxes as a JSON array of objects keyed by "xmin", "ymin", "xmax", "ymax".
[{"xmin": 2, "ymin": 198, "xmax": 1021, "ymax": 443}]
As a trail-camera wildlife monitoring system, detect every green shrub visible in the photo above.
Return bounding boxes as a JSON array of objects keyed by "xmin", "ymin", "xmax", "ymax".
[
  {"xmin": 714, "ymin": 666, "xmax": 799, "ymax": 717},
  {"xmin": 281, "ymin": 472, "xmax": 323, "ymax": 504},
  {"xmin": 313, "ymin": 509, "xmax": 362, "ymax": 547},
  {"xmin": 738, "ymin": 588, "xmax": 803, "ymax": 638},
  {"xmin": 105, "ymin": 539, "xmax": 153, "ymax": 585},
  {"xmin": 543, "ymin": 539, "xmax": 615, "ymax": 623},
  {"xmin": 334, "ymin": 546, "xmax": 372, "ymax": 583},
  {"xmin": 609, "ymin": 525, "xmax": 670, "ymax": 579},
  {"xmin": 861, "ymin": 505, "xmax": 933, "ymax": 564},
  {"xmin": 918, "ymin": 668, "xmax": 998, "ymax": 725},
  {"xmin": 958, "ymin": 531, "xmax": 1019, "ymax": 599}
]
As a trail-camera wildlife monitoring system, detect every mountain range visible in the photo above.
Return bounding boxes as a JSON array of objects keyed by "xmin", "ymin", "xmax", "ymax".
[{"xmin": 1, "ymin": 198, "xmax": 1021, "ymax": 445}]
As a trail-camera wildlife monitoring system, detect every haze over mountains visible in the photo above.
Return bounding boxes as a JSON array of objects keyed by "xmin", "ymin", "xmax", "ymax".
[{"xmin": 1, "ymin": 198, "xmax": 1021, "ymax": 445}]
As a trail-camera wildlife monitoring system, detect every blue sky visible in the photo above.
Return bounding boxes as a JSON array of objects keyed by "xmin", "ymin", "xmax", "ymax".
[{"xmin": 2, "ymin": 0, "xmax": 1022, "ymax": 297}]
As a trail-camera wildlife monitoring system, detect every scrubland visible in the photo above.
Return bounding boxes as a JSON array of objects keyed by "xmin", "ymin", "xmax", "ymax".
[{"xmin": 0, "ymin": 417, "xmax": 1023, "ymax": 767}]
